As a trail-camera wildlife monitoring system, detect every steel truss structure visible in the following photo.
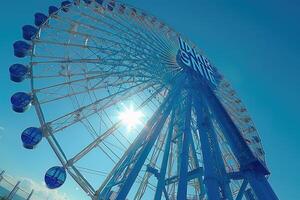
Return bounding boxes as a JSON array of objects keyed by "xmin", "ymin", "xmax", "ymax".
[{"xmin": 9, "ymin": 0, "xmax": 278, "ymax": 200}]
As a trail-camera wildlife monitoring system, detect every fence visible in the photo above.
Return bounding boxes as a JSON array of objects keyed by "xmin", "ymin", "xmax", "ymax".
[{"xmin": 0, "ymin": 170, "xmax": 34, "ymax": 200}]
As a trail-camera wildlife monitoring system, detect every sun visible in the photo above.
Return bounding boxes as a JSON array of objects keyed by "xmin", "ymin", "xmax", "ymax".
[{"xmin": 118, "ymin": 104, "xmax": 144, "ymax": 131}]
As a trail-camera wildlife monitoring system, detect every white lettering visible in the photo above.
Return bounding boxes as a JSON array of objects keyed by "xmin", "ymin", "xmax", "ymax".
[{"xmin": 178, "ymin": 37, "xmax": 216, "ymax": 85}]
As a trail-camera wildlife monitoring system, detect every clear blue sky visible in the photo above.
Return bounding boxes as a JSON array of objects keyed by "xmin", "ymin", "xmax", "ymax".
[{"xmin": 0, "ymin": 0, "xmax": 299, "ymax": 199}]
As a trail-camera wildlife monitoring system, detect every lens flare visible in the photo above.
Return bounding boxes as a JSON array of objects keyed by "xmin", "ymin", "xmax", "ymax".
[{"xmin": 119, "ymin": 104, "xmax": 144, "ymax": 131}]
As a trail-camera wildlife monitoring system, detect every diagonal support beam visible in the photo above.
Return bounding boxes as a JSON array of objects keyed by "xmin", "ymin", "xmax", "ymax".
[
  {"xmin": 177, "ymin": 90, "xmax": 192, "ymax": 200},
  {"xmin": 154, "ymin": 110, "xmax": 175, "ymax": 200},
  {"xmin": 164, "ymin": 167, "xmax": 204, "ymax": 185},
  {"xmin": 190, "ymin": 132, "xmax": 205, "ymax": 199},
  {"xmin": 198, "ymin": 81, "xmax": 279, "ymax": 200},
  {"xmin": 235, "ymin": 179, "xmax": 248, "ymax": 200},
  {"xmin": 97, "ymin": 76, "xmax": 184, "ymax": 199},
  {"xmin": 244, "ymin": 171, "xmax": 279, "ymax": 200},
  {"xmin": 115, "ymin": 91, "xmax": 176, "ymax": 199},
  {"xmin": 193, "ymin": 91, "xmax": 222, "ymax": 200}
]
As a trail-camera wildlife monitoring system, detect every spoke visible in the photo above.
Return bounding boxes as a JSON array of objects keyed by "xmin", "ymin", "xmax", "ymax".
[
  {"xmin": 74, "ymin": 6, "xmax": 173, "ymax": 57},
  {"xmin": 36, "ymin": 76, "xmax": 150, "ymax": 104},
  {"xmin": 66, "ymin": 82, "xmax": 168, "ymax": 165},
  {"xmin": 67, "ymin": 122, "xmax": 120, "ymax": 166},
  {"xmin": 46, "ymin": 82, "xmax": 155, "ymax": 133},
  {"xmin": 52, "ymin": 13, "xmax": 170, "ymax": 60}
]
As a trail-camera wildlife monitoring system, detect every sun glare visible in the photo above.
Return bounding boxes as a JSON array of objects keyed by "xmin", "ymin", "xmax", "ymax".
[{"xmin": 119, "ymin": 104, "xmax": 144, "ymax": 131}]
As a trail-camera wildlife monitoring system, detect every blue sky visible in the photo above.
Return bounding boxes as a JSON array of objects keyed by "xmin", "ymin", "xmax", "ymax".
[{"xmin": 0, "ymin": 0, "xmax": 299, "ymax": 199}]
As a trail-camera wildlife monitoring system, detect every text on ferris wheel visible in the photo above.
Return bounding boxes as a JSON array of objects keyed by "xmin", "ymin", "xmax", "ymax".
[{"xmin": 178, "ymin": 37, "xmax": 216, "ymax": 85}]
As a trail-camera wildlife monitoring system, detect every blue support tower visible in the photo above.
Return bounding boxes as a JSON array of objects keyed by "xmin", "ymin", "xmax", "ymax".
[
  {"xmin": 95, "ymin": 49, "xmax": 279, "ymax": 199},
  {"xmin": 94, "ymin": 60, "xmax": 279, "ymax": 199}
]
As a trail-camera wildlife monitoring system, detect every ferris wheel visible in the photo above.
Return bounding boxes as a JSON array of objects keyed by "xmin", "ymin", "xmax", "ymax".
[{"xmin": 9, "ymin": 0, "xmax": 278, "ymax": 200}]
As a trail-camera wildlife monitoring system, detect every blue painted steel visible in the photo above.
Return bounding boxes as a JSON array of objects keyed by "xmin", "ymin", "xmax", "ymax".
[
  {"xmin": 13, "ymin": 41, "xmax": 31, "ymax": 58},
  {"xmin": 235, "ymin": 180, "xmax": 248, "ymax": 200},
  {"xmin": 21, "ymin": 127, "xmax": 43, "ymax": 149},
  {"xmin": 22, "ymin": 25, "xmax": 38, "ymax": 41},
  {"xmin": 48, "ymin": 6, "xmax": 59, "ymax": 15},
  {"xmin": 154, "ymin": 111, "xmax": 174, "ymax": 200},
  {"xmin": 34, "ymin": 13, "xmax": 48, "ymax": 27},
  {"xmin": 191, "ymin": 76, "xmax": 232, "ymax": 199},
  {"xmin": 99, "ymin": 100, "xmax": 170, "ymax": 197},
  {"xmin": 177, "ymin": 92, "xmax": 192, "ymax": 200},
  {"xmin": 11, "ymin": 92, "xmax": 32, "ymax": 113},
  {"xmin": 44, "ymin": 166, "xmax": 67, "ymax": 189},
  {"xmin": 98, "ymin": 79, "xmax": 184, "ymax": 199},
  {"xmin": 192, "ymin": 76, "xmax": 278, "ymax": 199},
  {"xmin": 9, "ymin": 64, "xmax": 28, "ymax": 82},
  {"xmin": 244, "ymin": 171, "xmax": 279, "ymax": 200},
  {"xmin": 164, "ymin": 168, "xmax": 203, "ymax": 185},
  {"xmin": 193, "ymin": 91, "xmax": 222, "ymax": 200},
  {"xmin": 197, "ymin": 95, "xmax": 234, "ymax": 200},
  {"xmin": 115, "ymin": 94, "xmax": 174, "ymax": 199},
  {"xmin": 61, "ymin": 1, "xmax": 72, "ymax": 12},
  {"xmin": 202, "ymin": 82, "xmax": 267, "ymax": 174},
  {"xmin": 190, "ymin": 135, "xmax": 205, "ymax": 199},
  {"xmin": 176, "ymin": 116, "xmax": 183, "ymax": 182},
  {"xmin": 146, "ymin": 165, "xmax": 159, "ymax": 177},
  {"xmin": 244, "ymin": 188, "xmax": 256, "ymax": 200},
  {"xmin": 99, "ymin": 103, "xmax": 167, "ymax": 198}
]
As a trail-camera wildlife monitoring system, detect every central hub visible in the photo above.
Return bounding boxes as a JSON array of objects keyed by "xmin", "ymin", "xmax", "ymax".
[{"xmin": 176, "ymin": 37, "xmax": 217, "ymax": 86}]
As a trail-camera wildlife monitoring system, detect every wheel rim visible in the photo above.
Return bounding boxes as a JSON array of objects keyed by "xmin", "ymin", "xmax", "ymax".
[{"xmin": 10, "ymin": 1, "xmax": 269, "ymax": 199}]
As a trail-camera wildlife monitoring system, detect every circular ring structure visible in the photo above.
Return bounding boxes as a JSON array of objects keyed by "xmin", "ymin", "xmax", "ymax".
[{"xmin": 9, "ymin": 0, "xmax": 271, "ymax": 199}]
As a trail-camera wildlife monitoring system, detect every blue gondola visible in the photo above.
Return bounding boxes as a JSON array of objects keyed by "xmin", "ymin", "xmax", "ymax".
[
  {"xmin": 34, "ymin": 13, "xmax": 48, "ymax": 27},
  {"xmin": 9, "ymin": 64, "xmax": 29, "ymax": 82},
  {"xmin": 45, "ymin": 166, "xmax": 67, "ymax": 189},
  {"xmin": 61, "ymin": 1, "xmax": 72, "ymax": 12},
  {"xmin": 48, "ymin": 6, "xmax": 59, "ymax": 15},
  {"xmin": 11, "ymin": 92, "xmax": 32, "ymax": 113},
  {"xmin": 22, "ymin": 25, "xmax": 38, "ymax": 41},
  {"xmin": 21, "ymin": 127, "xmax": 43, "ymax": 149},
  {"xmin": 13, "ymin": 41, "xmax": 32, "ymax": 58}
]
